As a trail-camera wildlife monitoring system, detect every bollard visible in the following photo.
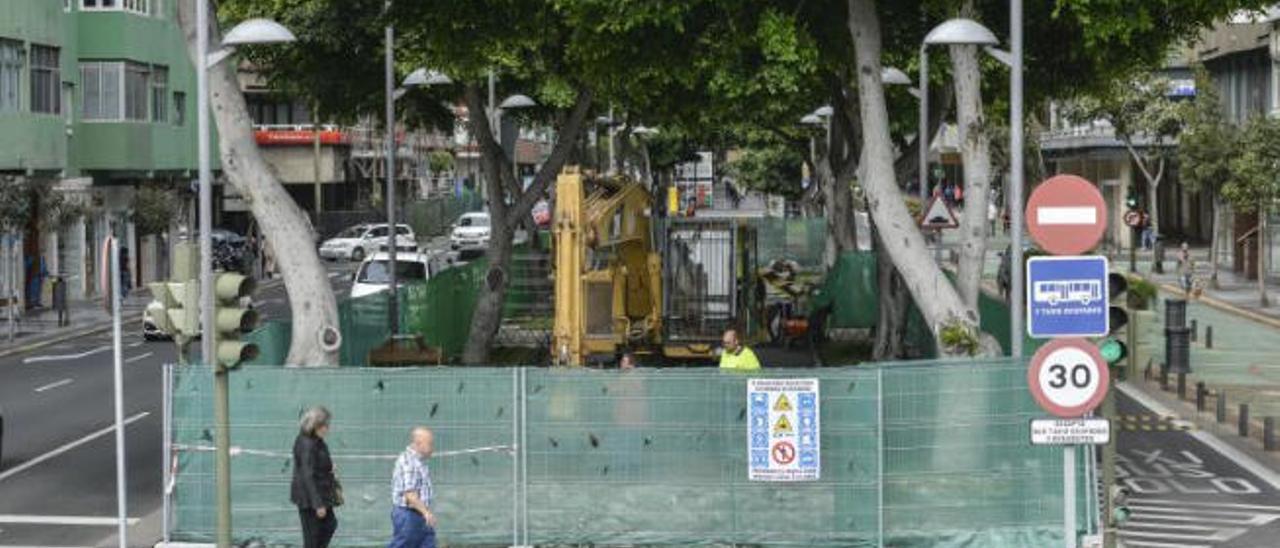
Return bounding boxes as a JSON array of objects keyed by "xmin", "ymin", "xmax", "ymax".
[
  {"xmin": 1196, "ymin": 382, "xmax": 1207, "ymax": 412},
  {"xmin": 1166, "ymin": 298, "xmax": 1187, "ymax": 329},
  {"xmin": 1205, "ymin": 325, "xmax": 1213, "ymax": 349},
  {"xmin": 1178, "ymin": 373, "xmax": 1187, "ymax": 400},
  {"xmin": 1240, "ymin": 404, "xmax": 1250, "ymax": 437},
  {"xmin": 1217, "ymin": 391, "xmax": 1227, "ymax": 423},
  {"xmin": 1267, "ymin": 418, "xmax": 1277, "ymax": 451},
  {"xmin": 1191, "ymin": 319, "xmax": 1198, "ymax": 342},
  {"xmin": 1160, "ymin": 367, "xmax": 1170, "ymax": 390}
]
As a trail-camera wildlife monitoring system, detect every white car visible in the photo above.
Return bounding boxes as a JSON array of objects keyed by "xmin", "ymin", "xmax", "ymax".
[
  {"xmin": 320, "ymin": 223, "xmax": 417, "ymax": 262},
  {"xmin": 450, "ymin": 213, "xmax": 491, "ymax": 251},
  {"xmin": 350, "ymin": 251, "xmax": 433, "ymax": 299}
]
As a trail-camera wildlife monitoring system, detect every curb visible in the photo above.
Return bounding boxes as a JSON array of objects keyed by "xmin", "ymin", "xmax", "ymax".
[
  {"xmin": 1151, "ymin": 279, "xmax": 1280, "ymax": 331},
  {"xmin": 0, "ymin": 277, "xmax": 286, "ymax": 360}
]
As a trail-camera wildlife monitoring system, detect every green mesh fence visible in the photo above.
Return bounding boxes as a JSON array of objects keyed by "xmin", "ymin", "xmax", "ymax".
[
  {"xmin": 404, "ymin": 190, "xmax": 484, "ymax": 239},
  {"xmin": 404, "ymin": 258, "xmax": 488, "ymax": 360},
  {"xmin": 169, "ymin": 359, "xmax": 1084, "ymax": 546},
  {"xmin": 753, "ymin": 217, "xmax": 828, "ymax": 270}
]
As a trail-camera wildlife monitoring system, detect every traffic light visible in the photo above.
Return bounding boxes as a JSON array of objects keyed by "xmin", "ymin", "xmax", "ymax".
[
  {"xmin": 1100, "ymin": 273, "xmax": 1130, "ymax": 374},
  {"xmin": 147, "ymin": 281, "xmax": 200, "ymax": 338},
  {"xmin": 1125, "ymin": 188, "xmax": 1139, "ymax": 209},
  {"xmin": 1110, "ymin": 484, "xmax": 1132, "ymax": 524},
  {"xmin": 212, "ymin": 272, "xmax": 259, "ymax": 368}
]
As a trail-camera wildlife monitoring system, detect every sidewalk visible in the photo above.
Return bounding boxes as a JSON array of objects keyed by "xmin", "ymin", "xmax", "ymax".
[{"xmin": 0, "ymin": 291, "xmax": 150, "ymax": 358}]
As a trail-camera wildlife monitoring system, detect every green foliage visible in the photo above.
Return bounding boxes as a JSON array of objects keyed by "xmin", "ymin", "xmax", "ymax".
[
  {"xmin": 427, "ymin": 150, "xmax": 454, "ymax": 174},
  {"xmin": 1180, "ymin": 66, "xmax": 1239, "ymax": 195},
  {"xmin": 1224, "ymin": 114, "xmax": 1280, "ymax": 213},
  {"xmin": 938, "ymin": 319, "xmax": 980, "ymax": 356},
  {"xmin": 1125, "ymin": 274, "xmax": 1158, "ymax": 310},
  {"xmin": 132, "ymin": 183, "xmax": 180, "ymax": 236},
  {"xmin": 1063, "ymin": 71, "xmax": 1185, "ymax": 142},
  {"xmin": 725, "ymin": 140, "xmax": 805, "ymax": 199}
]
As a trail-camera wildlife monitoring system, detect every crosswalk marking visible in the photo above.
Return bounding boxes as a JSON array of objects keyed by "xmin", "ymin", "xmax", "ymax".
[{"xmin": 1119, "ymin": 498, "xmax": 1280, "ymax": 547}]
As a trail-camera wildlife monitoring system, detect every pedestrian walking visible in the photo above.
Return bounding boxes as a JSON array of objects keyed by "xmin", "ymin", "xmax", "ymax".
[
  {"xmin": 1177, "ymin": 242, "xmax": 1195, "ymax": 294},
  {"xmin": 292, "ymin": 406, "xmax": 341, "ymax": 548},
  {"xmin": 388, "ymin": 426, "xmax": 437, "ymax": 548},
  {"xmin": 719, "ymin": 328, "xmax": 761, "ymax": 371},
  {"xmin": 52, "ymin": 274, "xmax": 68, "ymax": 327}
]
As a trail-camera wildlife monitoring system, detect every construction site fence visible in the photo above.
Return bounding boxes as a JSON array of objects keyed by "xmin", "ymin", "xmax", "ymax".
[
  {"xmin": 244, "ymin": 257, "xmax": 488, "ymax": 366},
  {"xmin": 313, "ymin": 189, "xmax": 483, "ymax": 241},
  {"xmin": 166, "ymin": 358, "xmax": 1095, "ymax": 546}
]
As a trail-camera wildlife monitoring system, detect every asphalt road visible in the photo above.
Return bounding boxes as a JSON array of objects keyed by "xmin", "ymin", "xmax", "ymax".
[
  {"xmin": 1117, "ymin": 387, "xmax": 1280, "ymax": 548},
  {"xmin": 0, "ymin": 262, "xmax": 355, "ymax": 547}
]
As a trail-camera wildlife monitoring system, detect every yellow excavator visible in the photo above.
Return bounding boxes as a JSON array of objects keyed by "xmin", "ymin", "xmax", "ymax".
[{"xmin": 551, "ymin": 167, "xmax": 759, "ymax": 366}]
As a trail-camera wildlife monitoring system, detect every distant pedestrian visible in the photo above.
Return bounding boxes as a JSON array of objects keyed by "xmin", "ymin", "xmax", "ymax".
[
  {"xmin": 388, "ymin": 426, "xmax": 437, "ymax": 548},
  {"xmin": 119, "ymin": 247, "xmax": 131, "ymax": 299},
  {"xmin": 719, "ymin": 328, "xmax": 761, "ymax": 371},
  {"xmin": 987, "ymin": 201, "xmax": 998, "ymax": 236},
  {"xmin": 292, "ymin": 406, "xmax": 340, "ymax": 548},
  {"xmin": 1177, "ymin": 242, "xmax": 1194, "ymax": 294},
  {"xmin": 52, "ymin": 275, "xmax": 68, "ymax": 327}
]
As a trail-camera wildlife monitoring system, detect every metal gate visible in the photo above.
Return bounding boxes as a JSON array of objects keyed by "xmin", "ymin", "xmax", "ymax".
[{"xmin": 661, "ymin": 219, "xmax": 737, "ymax": 344}]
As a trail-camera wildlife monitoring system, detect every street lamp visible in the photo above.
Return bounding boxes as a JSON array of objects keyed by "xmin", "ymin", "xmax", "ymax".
[
  {"xmin": 631, "ymin": 125, "xmax": 659, "ymax": 181},
  {"xmin": 383, "ymin": 66, "xmax": 452, "ymax": 336},
  {"xmin": 194, "ymin": 6, "xmax": 295, "ymax": 547},
  {"xmin": 495, "ymin": 93, "xmax": 538, "ymax": 187}
]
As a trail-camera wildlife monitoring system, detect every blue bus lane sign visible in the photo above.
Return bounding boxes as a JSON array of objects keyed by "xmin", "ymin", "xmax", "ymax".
[{"xmin": 1026, "ymin": 255, "xmax": 1109, "ymax": 338}]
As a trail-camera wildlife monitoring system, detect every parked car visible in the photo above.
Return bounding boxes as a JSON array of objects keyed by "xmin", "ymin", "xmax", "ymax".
[
  {"xmin": 351, "ymin": 251, "xmax": 433, "ymax": 299},
  {"xmin": 142, "ymin": 303, "xmax": 170, "ymax": 341},
  {"xmin": 320, "ymin": 223, "xmax": 416, "ymax": 262},
  {"xmin": 450, "ymin": 212, "xmax": 491, "ymax": 250}
]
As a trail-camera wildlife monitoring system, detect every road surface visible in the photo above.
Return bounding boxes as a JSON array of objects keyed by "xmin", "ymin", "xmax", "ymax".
[
  {"xmin": 0, "ymin": 262, "xmax": 355, "ymax": 547},
  {"xmin": 1117, "ymin": 385, "xmax": 1280, "ymax": 548}
]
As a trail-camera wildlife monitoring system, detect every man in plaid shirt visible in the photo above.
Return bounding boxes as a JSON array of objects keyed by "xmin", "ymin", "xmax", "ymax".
[{"xmin": 388, "ymin": 426, "xmax": 436, "ymax": 548}]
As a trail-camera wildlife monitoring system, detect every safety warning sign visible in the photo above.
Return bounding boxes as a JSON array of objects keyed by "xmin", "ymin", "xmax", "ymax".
[{"xmin": 748, "ymin": 378, "xmax": 820, "ymax": 481}]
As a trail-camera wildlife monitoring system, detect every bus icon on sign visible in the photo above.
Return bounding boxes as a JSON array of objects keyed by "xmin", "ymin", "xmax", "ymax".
[{"xmin": 1033, "ymin": 279, "xmax": 1102, "ymax": 306}]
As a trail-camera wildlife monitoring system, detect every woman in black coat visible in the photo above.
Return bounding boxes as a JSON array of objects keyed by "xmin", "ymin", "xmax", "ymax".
[{"xmin": 292, "ymin": 406, "xmax": 339, "ymax": 547}]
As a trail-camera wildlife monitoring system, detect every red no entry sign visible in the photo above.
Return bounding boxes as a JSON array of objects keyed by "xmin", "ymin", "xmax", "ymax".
[
  {"xmin": 1026, "ymin": 174, "xmax": 1108, "ymax": 255},
  {"xmin": 1027, "ymin": 338, "xmax": 1109, "ymax": 418}
]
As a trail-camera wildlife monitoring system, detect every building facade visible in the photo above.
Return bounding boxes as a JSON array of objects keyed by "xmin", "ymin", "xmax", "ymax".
[{"xmin": 0, "ymin": 0, "xmax": 201, "ymax": 305}]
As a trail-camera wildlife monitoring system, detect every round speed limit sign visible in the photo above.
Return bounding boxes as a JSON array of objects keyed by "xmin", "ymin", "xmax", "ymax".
[{"xmin": 1027, "ymin": 338, "xmax": 1109, "ymax": 418}]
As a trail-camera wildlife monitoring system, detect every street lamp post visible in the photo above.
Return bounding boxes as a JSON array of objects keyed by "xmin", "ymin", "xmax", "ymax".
[
  {"xmin": 496, "ymin": 93, "xmax": 537, "ymax": 190},
  {"xmin": 194, "ymin": 6, "xmax": 295, "ymax": 546}
]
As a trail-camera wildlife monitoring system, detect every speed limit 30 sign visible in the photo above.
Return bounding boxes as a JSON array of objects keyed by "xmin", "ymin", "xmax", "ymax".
[{"xmin": 1027, "ymin": 338, "xmax": 1109, "ymax": 418}]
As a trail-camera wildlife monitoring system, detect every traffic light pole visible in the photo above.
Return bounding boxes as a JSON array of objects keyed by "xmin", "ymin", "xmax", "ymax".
[{"xmin": 1101, "ymin": 383, "xmax": 1117, "ymax": 548}]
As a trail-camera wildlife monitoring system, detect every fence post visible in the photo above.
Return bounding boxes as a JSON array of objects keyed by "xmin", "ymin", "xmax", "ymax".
[
  {"xmin": 1217, "ymin": 391, "xmax": 1227, "ymax": 423},
  {"xmin": 1240, "ymin": 404, "xmax": 1250, "ymax": 438}
]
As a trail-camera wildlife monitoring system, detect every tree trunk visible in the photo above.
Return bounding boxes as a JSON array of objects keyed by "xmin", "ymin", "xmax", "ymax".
[
  {"xmin": 873, "ymin": 225, "xmax": 908, "ymax": 360},
  {"xmin": 461, "ymin": 85, "xmax": 593, "ymax": 364},
  {"xmin": 948, "ymin": 37, "xmax": 992, "ymax": 311},
  {"xmin": 1210, "ymin": 195, "xmax": 1222, "ymax": 289},
  {"xmin": 177, "ymin": 1, "xmax": 338, "ymax": 366},
  {"xmin": 846, "ymin": 0, "xmax": 998, "ymax": 356},
  {"xmin": 816, "ymin": 127, "xmax": 858, "ymax": 267},
  {"xmin": 1126, "ymin": 144, "xmax": 1163, "ymax": 238},
  {"xmin": 1259, "ymin": 204, "xmax": 1269, "ymax": 307}
]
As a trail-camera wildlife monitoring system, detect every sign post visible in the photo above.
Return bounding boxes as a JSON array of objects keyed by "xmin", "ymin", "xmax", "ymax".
[{"xmin": 1024, "ymin": 174, "xmax": 1112, "ymax": 548}]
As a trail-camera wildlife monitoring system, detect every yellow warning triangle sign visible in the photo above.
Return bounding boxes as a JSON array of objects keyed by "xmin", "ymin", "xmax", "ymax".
[
  {"xmin": 773, "ymin": 414, "xmax": 793, "ymax": 434},
  {"xmin": 773, "ymin": 394, "xmax": 793, "ymax": 412}
]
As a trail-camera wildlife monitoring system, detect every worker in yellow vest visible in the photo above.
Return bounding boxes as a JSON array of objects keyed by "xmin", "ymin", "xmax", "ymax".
[{"xmin": 718, "ymin": 328, "xmax": 761, "ymax": 371}]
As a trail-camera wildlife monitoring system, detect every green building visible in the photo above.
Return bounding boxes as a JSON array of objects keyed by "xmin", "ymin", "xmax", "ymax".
[{"xmin": 0, "ymin": 0, "xmax": 199, "ymax": 303}]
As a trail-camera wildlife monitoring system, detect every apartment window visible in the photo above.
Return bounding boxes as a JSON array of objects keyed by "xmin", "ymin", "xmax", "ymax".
[
  {"xmin": 0, "ymin": 39, "xmax": 21, "ymax": 113},
  {"xmin": 172, "ymin": 91, "xmax": 185, "ymax": 125},
  {"xmin": 83, "ymin": 0, "xmax": 151, "ymax": 15},
  {"xmin": 30, "ymin": 45, "xmax": 60, "ymax": 114},
  {"xmin": 82, "ymin": 61, "xmax": 150, "ymax": 121},
  {"xmin": 124, "ymin": 62, "xmax": 148, "ymax": 120},
  {"xmin": 150, "ymin": 66, "xmax": 167, "ymax": 122}
]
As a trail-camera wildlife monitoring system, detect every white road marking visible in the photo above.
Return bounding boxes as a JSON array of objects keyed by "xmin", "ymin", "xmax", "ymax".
[
  {"xmin": 1135, "ymin": 499, "xmax": 1280, "ymax": 512},
  {"xmin": 1118, "ymin": 383, "xmax": 1280, "ymax": 490},
  {"xmin": 125, "ymin": 352, "xmax": 154, "ymax": 364},
  {"xmin": 33, "ymin": 378, "xmax": 72, "ymax": 393},
  {"xmin": 0, "ymin": 411, "xmax": 150, "ymax": 482},
  {"xmin": 22, "ymin": 346, "xmax": 110, "ymax": 364},
  {"xmin": 1037, "ymin": 206, "xmax": 1097, "ymax": 225},
  {"xmin": 0, "ymin": 515, "xmax": 139, "ymax": 526},
  {"xmin": 1118, "ymin": 541, "xmax": 1208, "ymax": 548},
  {"xmin": 127, "ymin": 341, "xmax": 144, "ymax": 348}
]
